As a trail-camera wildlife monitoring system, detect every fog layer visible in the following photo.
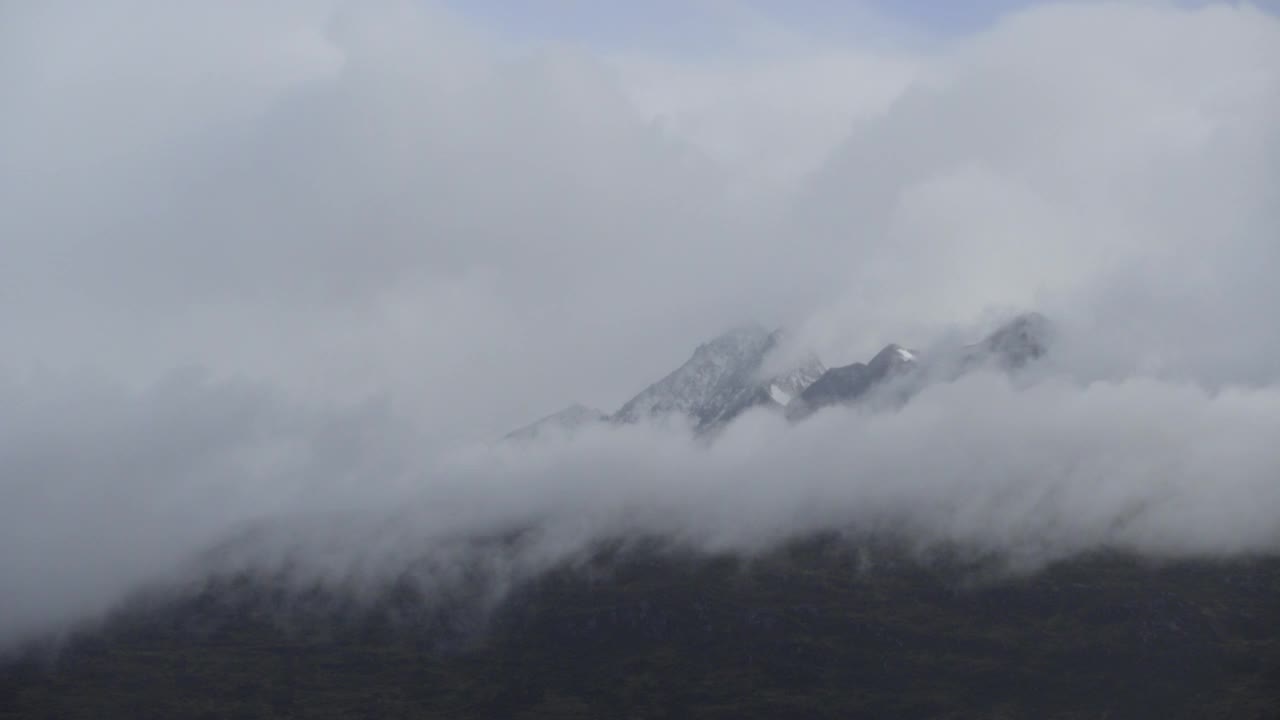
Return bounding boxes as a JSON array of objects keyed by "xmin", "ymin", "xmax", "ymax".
[{"xmin": 1, "ymin": 1, "xmax": 1278, "ymax": 649}]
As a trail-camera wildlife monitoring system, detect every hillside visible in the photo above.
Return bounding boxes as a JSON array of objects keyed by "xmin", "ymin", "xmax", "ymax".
[{"xmin": 4, "ymin": 536, "xmax": 1278, "ymax": 719}]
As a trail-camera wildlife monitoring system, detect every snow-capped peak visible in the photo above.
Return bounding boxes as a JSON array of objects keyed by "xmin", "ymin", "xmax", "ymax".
[
  {"xmin": 509, "ymin": 313, "xmax": 1055, "ymax": 440},
  {"xmin": 612, "ymin": 325, "xmax": 827, "ymax": 430},
  {"xmin": 613, "ymin": 325, "xmax": 775, "ymax": 427},
  {"xmin": 867, "ymin": 344, "xmax": 919, "ymax": 376}
]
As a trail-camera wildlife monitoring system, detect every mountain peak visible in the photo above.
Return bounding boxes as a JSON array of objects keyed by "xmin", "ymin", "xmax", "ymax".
[
  {"xmin": 976, "ymin": 312, "xmax": 1052, "ymax": 369},
  {"xmin": 614, "ymin": 324, "xmax": 823, "ymax": 430},
  {"xmin": 691, "ymin": 324, "xmax": 772, "ymax": 358},
  {"xmin": 510, "ymin": 312, "xmax": 1053, "ymax": 437},
  {"xmin": 789, "ymin": 341, "xmax": 922, "ymax": 419},
  {"xmin": 867, "ymin": 343, "xmax": 919, "ymax": 375}
]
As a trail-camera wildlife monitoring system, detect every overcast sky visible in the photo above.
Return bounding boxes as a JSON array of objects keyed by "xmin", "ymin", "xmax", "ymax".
[{"xmin": 1, "ymin": 0, "xmax": 1278, "ymax": 650}]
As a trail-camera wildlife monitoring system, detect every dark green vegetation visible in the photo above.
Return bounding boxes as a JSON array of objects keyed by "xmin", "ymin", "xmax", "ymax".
[{"xmin": 3, "ymin": 536, "xmax": 1279, "ymax": 719}]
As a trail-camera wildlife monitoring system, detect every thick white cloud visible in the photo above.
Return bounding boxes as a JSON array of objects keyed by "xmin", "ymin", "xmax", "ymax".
[
  {"xmin": 787, "ymin": 3, "xmax": 1280, "ymax": 366},
  {"xmin": 0, "ymin": 1, "xmax": 1278, "ymax": 649}
]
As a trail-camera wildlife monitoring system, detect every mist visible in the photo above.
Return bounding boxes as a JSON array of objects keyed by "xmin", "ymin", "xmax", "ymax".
[{"xmin": 1, "ymin": 1, "xmax": 1278, "ymax": 651}]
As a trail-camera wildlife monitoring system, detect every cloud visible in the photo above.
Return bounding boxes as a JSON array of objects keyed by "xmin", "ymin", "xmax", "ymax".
[
  {"xmin": 0, "ymin": 0, "xmax": 1277, "ymax": 649},
  {"xmin": 7, "ymin": 367, "xmax": 1279, "ymax": 651},
  {"xmin": 787, "ymin": 2, "xmax": 1280, "ymax": 366}
]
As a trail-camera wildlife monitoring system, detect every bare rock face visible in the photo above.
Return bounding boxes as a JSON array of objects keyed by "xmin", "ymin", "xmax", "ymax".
[{"xmin": 788, "ymin": 344, "xmax": 920, "ymax": 419}]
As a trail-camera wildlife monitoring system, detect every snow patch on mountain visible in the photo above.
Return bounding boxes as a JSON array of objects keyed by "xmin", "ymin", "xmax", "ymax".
[
  {"xmin": 613, "ymin": 325, "xmax": 776, "ymax": 428},
  {"xmin": 769, "ymin": 384, "xmax": 792, "ymax": 406}
]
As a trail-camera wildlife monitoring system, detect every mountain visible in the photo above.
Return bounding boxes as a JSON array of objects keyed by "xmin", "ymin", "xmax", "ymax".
[
  {"xmin": 8, "ymin": 539, "xmax": 1278, "ymax": 719},
  {"xmin": 505, "ymin": 313, "xmax": 1052, "ymax": 438},
  {"xmin": 504, "ymin": 404, "xmax": 608, "ymax": 442},
  {"xmin": 8, "ymin": 312, "xmax": 1278, "ymax": 718},
  {"xmin": 703, "ymin": 349, "xmax": 826, "ymax": 431},
  {"xmin": 612, "ymin": 325, "xmax": 774, "ymax": 428},
  {"xmin": 760, "ymin": 349, "xmax": 828, "ymax": 407},
  {"xmin": 960, "ymin": 311, "xmax": 1052, "ymax": 371},
  {"xmin": 788, "ymin": 314, "xmax": 1051, "ymax": 419},
  {"xmin": 789, "ymin": 360, "xmax": 870, "ymax": 414},
  {"xmin": 788, "ymin": 343, "xmax": 919, "ymax": 419},
  {"xmin": 612, "ymin": 326, "xmax": 824, "ymax": 432}
]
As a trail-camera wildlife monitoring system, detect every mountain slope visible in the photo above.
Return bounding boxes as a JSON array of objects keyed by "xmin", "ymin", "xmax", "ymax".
[
  {"xmin": 789, "ymin": 314, "xmax": 1051, "ymax": 419},
  {"xmin": 505, "ymin": 313, "xmax": 1052, "ymax": 438},
  {"xmin": 960, "ymin": 311, "xmax": 1052, "ymax": 371},
  {"xmin": 789, "ymin": 343, "xmax": 920, "ymax": 419},
  {"xmin": 6, "ymin": 539, "xmax": 1277, "ymax": 719},
  {"xmin": 612, "ymin": 326, "xmax": 824, "ymax": 431},
  {"xmin": 505, "ymin": 404, "xmax": 607, "ymax": 442}
]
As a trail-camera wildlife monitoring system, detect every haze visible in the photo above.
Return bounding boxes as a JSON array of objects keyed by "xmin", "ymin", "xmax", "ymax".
[{"xmin": 1, "ymin": 0, "xmax": 1278, "ymax": 651}]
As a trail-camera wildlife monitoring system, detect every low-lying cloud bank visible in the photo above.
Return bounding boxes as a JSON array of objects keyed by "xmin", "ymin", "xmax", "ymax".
[
  {"xmin": 4, "ymin": 366, "xmax": 1280, "ymax": 651},
  {"xmin": 2, "ymin": 1, "xmax": 1279, "ymax": 651}
]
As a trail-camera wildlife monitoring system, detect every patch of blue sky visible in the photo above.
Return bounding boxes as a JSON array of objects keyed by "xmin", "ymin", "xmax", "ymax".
[
  {"xmin": 439, "ymin": 0, "xmax": 1044, "ymax": 52},
  {"xmin": 439, "ymin": 0, "xmax": 1274, "ymax": 53}
]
